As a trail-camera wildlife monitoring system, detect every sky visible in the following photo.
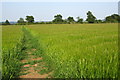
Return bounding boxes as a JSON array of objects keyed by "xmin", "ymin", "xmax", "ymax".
[
  {"xmin": 1, "ymin": 2, "xmax": 119, "ymax": 22},
  {"xmin": 1, "ymin": 0, "xmax": 120, "ymax": 2}
]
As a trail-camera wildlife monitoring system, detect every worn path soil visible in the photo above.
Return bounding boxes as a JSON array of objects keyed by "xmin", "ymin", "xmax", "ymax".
[
  {"xmin": 19, "ymin": 28, "xmax": 52, "ymax": 79},
  {"xmin": 19, "ymin": 49, "xmax": 52, "ymax": 78}
]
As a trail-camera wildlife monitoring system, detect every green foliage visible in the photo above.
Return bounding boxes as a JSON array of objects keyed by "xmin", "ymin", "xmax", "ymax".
[
  {"xmin": 39, "ymin": 21, "xmax": 46, "ymax": 24},
  {"xmin": 26, "ymin": 16, "xmax": 34, "ymax": 23},
  {"xmin": 95, "ymin": 19, "xmax": 103, "ymax": 23},
  {"xmin": 2, "ymin": 12, "xmax": 120, "ymax": 25},
  {"xmin": 17, "ymin": 18, "xmax": 26, "ymax": 25},
  {"xmin": 2, "ymin": 20, "xmax": 11, "ymax": 25},
  {"xmin": 86, "ymin": 11, "xmax": 96, "ymax": 23},
  {"xmin": 77, "ymin": 17, "xmax": 83, "ymax": 23},
  {"xmin": 39, "ymin": 21, "xmax": 53, "ymax": 24},
  {"xmin": 105, "ymin": 14, "xmax": 120, "ymax": 23},
  {"xmin": 5, "ymin": 20, "xmax": 10, "ymax": 25},
  {"xmin": 67, "ymin": 16, "xmax": 75, "ymax": 24},
  {"xmin": 52, "ymin": 14, "xmax": 64, "ymax": 24}
]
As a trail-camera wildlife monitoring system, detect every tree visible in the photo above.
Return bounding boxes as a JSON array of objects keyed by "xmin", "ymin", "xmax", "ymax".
[
  {"xmin": 95, "ymin": 19, "xmax": 103, "ymax": 23},
  {"xmin": 5, "ymin": 20, "xmax": 10, "ymax": 25},
  {"xmin": 52, "ymin": 14, "xmax": 63, "ymax": 24},
  {"xmin": 67, "ymin": 16, "xmax": 75, "ymax": 24},
  {"xmin": 17, "ymin": 18, "xmax": 26, "ymax": 25},
  {"xmin": 63, "ymin": 19, "xmax": 68, "ymax": 24},
  {"xmin": 86, "ymin": 11, "xmax": 96, "ymax": 23},
  {"xmin": 105, "ymin": 14, "xmax": 120, "ymax": 23},
  {"xmin": 77, "ymin": 17, "xmax": 83, "ymax": 23},
  {"xmin": 26, "ymin": 16, "xmax": 34, "ymax": 23}
]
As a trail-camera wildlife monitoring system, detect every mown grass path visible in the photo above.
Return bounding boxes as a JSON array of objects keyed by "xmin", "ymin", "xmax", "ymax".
[{"xmin": 18, "ymin": 27, "xmax": 52, "ymax": 78}]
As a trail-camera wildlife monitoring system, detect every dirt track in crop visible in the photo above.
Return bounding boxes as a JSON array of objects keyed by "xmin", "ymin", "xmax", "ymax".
[
  {"xmin": 19, "ymin": 48, "xmax": 52, "ymax": 78},
  {"xmin": 18, "ymin": 28, "xmax": 52, "ymax": 79}
]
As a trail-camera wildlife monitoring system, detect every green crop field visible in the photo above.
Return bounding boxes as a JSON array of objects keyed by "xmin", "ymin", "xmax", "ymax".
[
  {"xmin": 2, "ymin": 25, "xmax": 22, "ymax": 49},
  {"xmin": 2, "ymin": 25, "xmax": 23, "ymax": 79},
  {"xmin": 2, "ymin": 23, "xmax": 118, "ymax": 79}
]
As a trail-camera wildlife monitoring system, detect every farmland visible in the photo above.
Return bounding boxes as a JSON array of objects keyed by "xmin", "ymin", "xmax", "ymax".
[
  {"xmin": 2, "ymin": 25, "xmax": 22, "ymax": 49},
  {"xmin": 2, "ymin": 24, "xmax": 118, "ymax": 79},
  {"xmin": 2, "ymin": 25, "xmax": 23, "ymax": 79}
]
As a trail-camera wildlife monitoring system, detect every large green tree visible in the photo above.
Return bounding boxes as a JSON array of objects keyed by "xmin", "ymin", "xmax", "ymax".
[
  {"xmin": 26, "ymin": 16, "xmax": 34, "ymax": 23},
  {"xmin": 86, "ymin": 11, "xmax": 96, "ymax": 23},
  {"xmin": 105, "ymin": 14, "xmax": 120, "ymax": 23},
  {"xmin": 67, "ymin": 16, "xmax": 75, "ymax": 23},
  {"xmin": 53, "ymin": 14, "xmax": 63, "ymax": 24},
  {"xmin": 17, "ymin": 18, "xmax": 26, "ymax": 25}
]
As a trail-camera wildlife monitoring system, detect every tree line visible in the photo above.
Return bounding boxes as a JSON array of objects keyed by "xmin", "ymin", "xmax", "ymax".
[{"xmin": 2, "ymin": 11, "xmax": 120, "ymax": 25}]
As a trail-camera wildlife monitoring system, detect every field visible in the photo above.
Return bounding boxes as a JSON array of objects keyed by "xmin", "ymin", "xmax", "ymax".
[
  {"xmin": 2, "ymin": 24, "xmax": 118, "ymax": 79},
  {"xmin": 2, "ymin": 25, "xmax": 23, "ymax": 79},
  {"xmin": 2, "ymin": 25, "xmax": 22, "ymax": 49}
]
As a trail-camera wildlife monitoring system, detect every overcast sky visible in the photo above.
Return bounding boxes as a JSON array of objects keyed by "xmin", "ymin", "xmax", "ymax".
[{"xmin": 1, "ymin": 1, "xmax": 119, "ymax": 22}]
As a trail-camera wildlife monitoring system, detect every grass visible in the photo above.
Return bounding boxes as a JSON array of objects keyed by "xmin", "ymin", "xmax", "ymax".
[
  {"xmin": 2, "ymin": 25, "xmax": 22, "ymax": 50},
  {"xmin": 27, "ymin": 24, "xmax": 118, "ymax": 78},
  {"xmin": 2, "ymin": 26, "xmax": 25, "ymax": 79},
  {"xmin": 0, "ymin": 26, "xmax": 2, "ymax": 79},
  {"xmin": 2, "ymin": 25, "xmax": 23, "ymax": 79},
  {"xmin": 2, "ymin": 23, "xmax": 118, "ymax": 79}
]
